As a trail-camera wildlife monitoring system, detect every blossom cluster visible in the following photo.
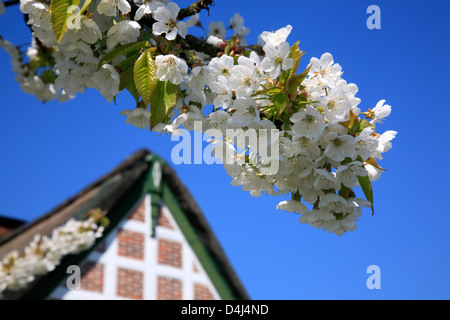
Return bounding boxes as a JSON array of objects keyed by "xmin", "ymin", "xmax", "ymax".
[
  {"xmin": 0, "ymin": 37, "xmax": 71, "ymax": 102},
  {"xmin": 0, "ymin": 0, "xmax": 397, "ymax": 235},
  {"xmin": 0, "ymin": 214, "xmax": 104, "ymax": 297},
  {"xmin": 155, "ymin": 25, "xmax": 396, "ymax": 236}
]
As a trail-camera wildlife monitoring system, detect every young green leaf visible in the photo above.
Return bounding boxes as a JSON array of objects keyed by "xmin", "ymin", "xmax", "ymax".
[
  {"xmin": 272, "ymin": 92, "xmax": 289, "ymax": 117},
  {"xmin": 119, "ymin": 66, "xmax": 134, "ymax": 92},
  {"xmin": 340, "ymin": 110, "xmax": 359, "ymax": 132},
  {"xmin": 359, "ymin": 119, "xmax": 375, "ymax": 132},
  {"xmin": 118, "ymin": 54, "xmax": 139, "ymax": 93},
  {"xmin": 118, "ymin": 54, "xmax": 140, "ymax": 71},
  {"xmin": 133, "ymin": 48, "xmax": 158, "ymax": 106},
  {"xmin": 97, "ymin": 41, "xmax": 148, "ymax": 70},
  {"xmin": 41, "ymin": 69, "xmax": 58, "ymax": 84},
  {"xmin": 224, "ymin": 34, "xmax": 238, "ymax": 56},
  {"xmin": 357, "ymin": 175, "xmax": 374, "ymax": 215},
  {"xmin": 288, "ymin": 40, "xmax": 303, "ymax": 76},
  {"xmin": 50, "ymin": 0, "xmax": 81, "ymax": 44},
  {"xmin": 287, "ymin": 64, "xmax": 311, "ymax": 94},
  {"xmin": 150, "ymin": 81, "xmax": 180, "ymax": 130},
  {"xmin": 69, "ymin": 0, "xmax": 92, "ymax": 32},
  {"xmin": 365, "ymin": 157, "xmax": 386, "ymax": 171},
  {"xmin": 281, "ymin": 41, "xmax": 304, "ymax": 84},
  {"xmin": 251, "ymin": 86, "xmax": 282, "ymax": 97}
]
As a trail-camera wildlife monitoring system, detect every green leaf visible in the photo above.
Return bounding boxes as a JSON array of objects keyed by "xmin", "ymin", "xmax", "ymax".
[
  {"xmin": 272, "ymin": 92, "xmax": 289, "ymax": 117},
  {"xmin": 70, "ymin": 0, "xmax": 92, "ymax": 29},
  {"xmin": 340, "ymin": 110, "xmax": 359, "ymax": 132},
  {"xmin": 281, "ymin": 41, "xmax": 304, "ymax": 84},
  {"xmin": 359, "ymin": 119, "xmax": 375, "ymax": 132},
  {"xmin": 118, "ymin": 53, "xmax": 140, "ymax": 70},
  {"xmin": 365, "ymin": 157, "xmax": 386, "ymax": 172},
  {"xmin": 150, "ymin": 81, "xmax": 180, "ymax": 130},
  {"xmin": 118, "ymin": 54, "xmax": 139, "ymax": 92},
  {"xmin": 133, "ymin": 48, "xmax": 158, "ymax": 106},
  {"xmin": 99, "ymin": 217, "xmax": 110, "ymax": 228},
  {"xmin": 251, "ymin": 86, "xmax": 282, "ymax": 97},
  {"xmin": 115, "ymin": 54, "xmax": 140, "ymax": 102},
  {"xmin": 98, "ymin": 41, "xmax": 148, "ymax": 70},
  {"xmin": 224, "ymin": 34, "xmax": 238, "ymax": 56},
  {"xmin": 287, "ymin": 64, "xmax": 311, "ymax": 92},
  {"xmin": 29, "ymin": 56, "xmax": 43, "ymax": 70},
  {"xmin": 119, "ymin": 66, "xmax": 134, "ymax": 92},
  {"xmin": 126, "ymin": 82, "xmax": 140, "ymax": 103},
  {"xmin": 77, "ymin": 0, "xmax": 92, "ymax": 17},
  {"xmin": 120, "ymin": 67, "xmax": 140, "ymax": 103},
  {"xmin": 50, "ymin": 0, "xmax": 81, "ymax": 44},
  {"xmin": 338, "ymin": 185, "xmax": 351, "ymax": 199},
  {"xmin": 288, "ymin": 40, "xmax": 303, "ymax": 76},
  {"xmin": 41, "ymin": 69, "xmax": 58, "ymax": 84},
  {"xmin": 291, "ymin": 100, "xmax": 310, "ymax": 108},
  {"xmin": 357, "ymin": 175, "xmax": 374, "ymax": 215}
]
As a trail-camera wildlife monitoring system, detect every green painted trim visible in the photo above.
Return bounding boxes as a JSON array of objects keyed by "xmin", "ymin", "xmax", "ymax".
[
  {"xmin": 21, "ymin": 173, "xmax": 150, "ymax": 300},
  {"xmin": 160, "ymin": 183, "xmax": 238, "ymax": 300},
  {"xmin": 150, "ymin": 191, "xmax": 160, "ymax": 238},
  {"xmin": 146, "ymin": 156, "xmax": 164, "ymax": 238}
]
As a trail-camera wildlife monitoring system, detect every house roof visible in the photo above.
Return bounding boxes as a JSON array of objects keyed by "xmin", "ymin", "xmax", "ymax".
[
  {"xmin": 0, "ymin": 149, "xmax": 249, "ymax": 300},
  {"xmin": 0, "ymin": 216, "xmax": 26, "ymax": 238}
]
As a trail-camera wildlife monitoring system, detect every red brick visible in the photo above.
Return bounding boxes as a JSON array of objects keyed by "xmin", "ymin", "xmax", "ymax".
[
  {"xmin": 194, "ymin": 283, "xmax": 215, "ymax": 300},
  {"xmin": 158, "ymin": 239, "xmax": 182, "ymax": 268},
  {"xmin": 117, "ymin": 267, "xmax": 144, "ymax": 300},
  {"xmin": 157, "ymin": 276, "xmax": 182, "ymax": 300},
  {"xmin": 80, "ymin": 261, "xmax": 104, "ymax": 293},
  {"xmin": 128, "ymin": 199, "xmax": 146, "ymax": 222},
  {"xmin": 158, "ymin": 209, "xmax": 174, "ymax": 229},
  {"xmin": 118, "ymin": 229, "xmax": 145, "ymax": 260}
]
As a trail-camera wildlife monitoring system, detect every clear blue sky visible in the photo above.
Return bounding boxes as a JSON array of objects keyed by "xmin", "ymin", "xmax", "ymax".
[{"xmin": 1, "ymin": 0, "xmax": 449, "ymax": 299}]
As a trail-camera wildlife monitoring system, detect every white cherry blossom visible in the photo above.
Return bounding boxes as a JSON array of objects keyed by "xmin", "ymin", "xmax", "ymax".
[
  {"xmin": 261, "ymin": 41, "xmax": 293, "ymax": 79},
  {"xmin": 97, "ymin": 0, "xmax": 131, "ymax": 17},
  {"xmin": 152, "ymin": 2, "xmax": 187, "ymax": 40},
  {"xmin": 259, "ymin": 25, "xmax": 292, "ymax": 47},
  {"xmin": 106, "ymin": 20, "xmax": 141, "ymax": 49},
  {"xmin": 155, "ymin": 54, "xmax": 188, "ymax": 85},
  {"xmin": 369, "ymin": 99, "xmax": 392, "ymax": 125},
  {"xmin": 135, "ymin": 0, "xmax": 168, "ymax": 21},
  {"xmin": 323, "ymin": 132, "xmax": 356, "ymax": 162},
  {"xmin": 290, "ymin": 105, "xmax": 326, "ymax": 140},
  {"xmin": 208, "ymin": 21, "xmax": 226, "ymax": 38},
  {"xmin": 120, "ymin": 108, "xmax": 151, "ymax": 129}
]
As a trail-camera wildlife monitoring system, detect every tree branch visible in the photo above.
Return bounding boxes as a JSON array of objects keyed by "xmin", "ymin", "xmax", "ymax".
[
  {"xmin": 178, "ymin": 0, "xmax": 215, "ymax": 21},
  {"xmin": 182, "ymin": 34, "xmax": 220, "ymax": 57},
  {"xmin": 127, "ymin": 0, "xmax": 220, "ymax": 62},
  {"xmin": 128, "ymin": 1, "xmax": 157, "ymax": 29},
  {"xmin": 4, "ymin": 0, "xmax": 20, "ymax": 7}
]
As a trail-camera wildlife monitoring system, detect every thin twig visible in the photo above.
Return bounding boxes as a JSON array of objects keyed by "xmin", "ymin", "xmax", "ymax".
[
  {"xmin": 4, "ymin": 0, "xmax": 20, "ymax": 7},
  {"xmin": 178, "ymin": 0, "xmax": 215, "ymax": 21}
]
